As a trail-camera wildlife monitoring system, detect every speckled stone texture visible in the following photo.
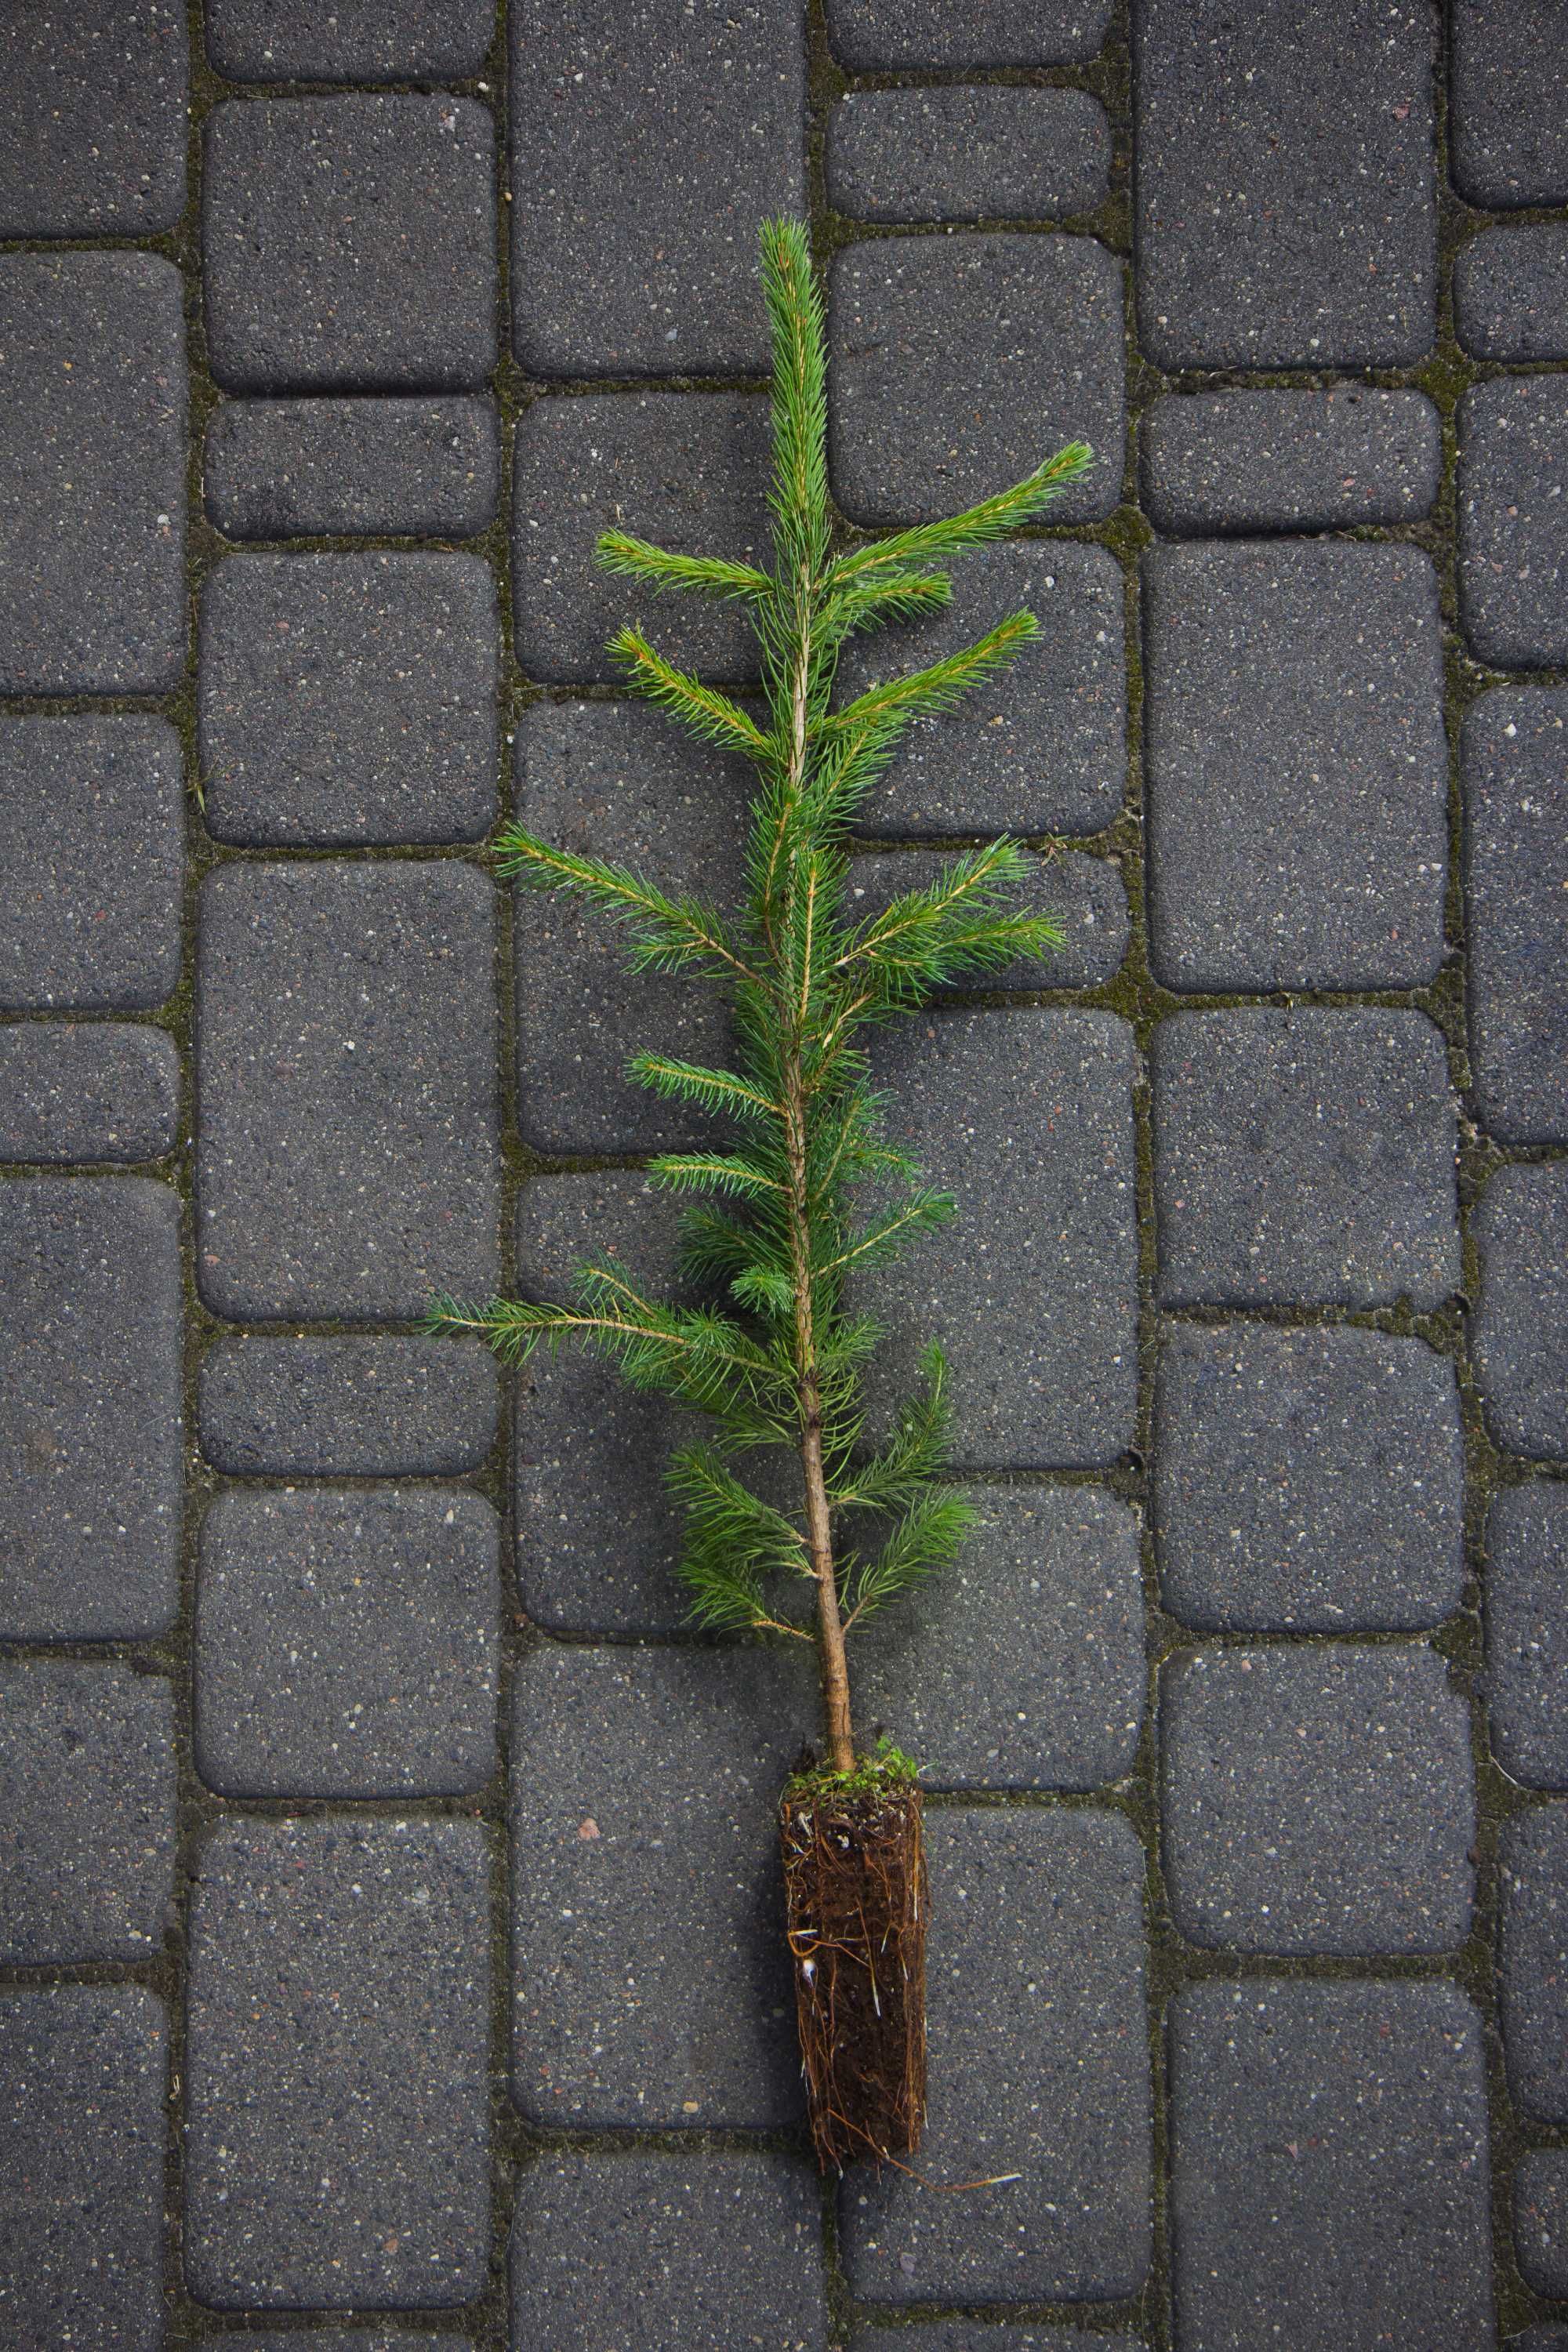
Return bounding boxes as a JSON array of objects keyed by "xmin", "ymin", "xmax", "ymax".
[
  {"xmin": 826, "ymin": 88, "xmax": 1110, "ymax": 222},
  {"xmin": 1486, "ymin": 1485, "xmax": 1568, "ymax": 1790},
  {"xmin": 826, "ymin": 0, "xmax": 1115, "ymax": 67},
  {"xmin": 205, "ymin": 397, "xmax": 501, "ymax": 539},
  {"xmin": 1473, "ymin": 1163, "xmax": 1568, "ymax": 1460},
  {"xmin": 199, "ymin": 1334, "xmax": 497, "ymax": 1475},
  {"xmin": 1140, "ymin": 388, "xmax": 1442, "ymax": 532},
  {"xmin": 0, "ymin": 2, "xmax": 187, "ymax": 236},
  {"xmin": 206, "ymin": 0, "xmax": 494, "ymax": 82},
  {"xmin": 1463, "ymin": 689, "xmax": 1568, "ymax": 1143},
  {"xmin": 0, "ymin": 1024, "xmax": 180, "ymax": 1163},
  {"xmin": 1456, "ymin": 227, "xmax": 1568, "ymax": 362},
  {"xmin": 1459, "ymin": 379, "xmax": 1568, "ymax": 670},
  {"xmin": 1516, "ymin": 2149, "xmax": 1568, "ymax": 2296},
  {"xmin": 1450, "ymin": 0, "xmax": 1568, "ymax": 207},
  {"xmin": 855, "ymin": 2333, "xmax": 1147, "ymax": 2352},
  {"xmin": 1501, "ymin": 1806, "xmax": 1568, "ymax": 2123}
]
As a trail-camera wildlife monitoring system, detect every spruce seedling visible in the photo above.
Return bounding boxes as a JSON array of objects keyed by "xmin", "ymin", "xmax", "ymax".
[{"xmin": 429, "ymin": 219, "xmax": 1089, "ymax": 2165}]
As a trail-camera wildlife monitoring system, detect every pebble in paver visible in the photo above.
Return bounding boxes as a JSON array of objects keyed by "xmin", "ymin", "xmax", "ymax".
[
  {"xmin": 1450, "ymin": 1, "xmax": 1568, "ymax": 209},
  {"xmin": 0, "ymin": 2, "xmax": 186, "ymax": 236},
  {"xmin": 840, "ymin": 1809, "xmax": 1151, "ymax": 2304},
  {"xmin": 510, "ymin": 2154, "xmax": 827, "ymax": 2352},
  {"xmin": 826, "ymin": 0, "xmax": 1114, "ymax": 67},
  {"xmin": 510, "ymin": 2, "xmax": 804, "ymax": 377},
  {"xmin": 1459, "ymin": 379, "xmax": 1568, "ymax": 672},
  {"xmin": 0, "ymin": 1990, "xmax": 165, "ymax": 2352},
  {"xmin": 1150, "ymin": 1010, "xmax": 1461, "ymax": 1311},
  {"xmin": 836, "ymin": 544, "xmax": 1127, "ymax": 840},
  {"xmin": 512, "ymin": 393, "xmax": 771, "ymax": 684},
  {"xmin": 862, "ymin": 1009, "xmax": 1139, "ymax": 1470},
  {"xmin": 196, "ymin": 860, "xmax": 499, "ymax": 1322},
  {"xmin": 0, "ymin": 1025, "xmax": 179, "ymax": 1164},
  {"xmin": 1487, "ymin": 1485, "xmax": 1568, "ymax": 1790},
  {"xmin": 829, "ymin": 235, "xmax": 1124, "ymax": 527},
  {"xmin": 1456, "ymin": 228, "xmax": 1568, "ymax": 364},
  {"xmin": 203, "ymin": 98, "xmax": 497, "ymax": 394},
  {"xmin": 0, "ymin": 1179, "xmax": 182, "ymax": 1641},
  {"xmin": 185, "ymin": 1817, "xmax": 490, "ymax": 2309},
  {"xmin": 826, "ymin": 89, "xmax": 1110, "ymax": 223},
  {"xmin": 198, "ymin": 553, "xmax": 498, "ymax": 847},
  {"xmin": 207, "ymin": 0, "xmax": 494, "ymax": 81},
  {"xmin": 1160, "ymin": 1645, "xmax": 1475, "ymax": 1955},
  {"xmin": 851, "ymin": 848, "xmax": 1130, "ymax": 992},
  {"xmin": 0, "ymin": 719, "xmax": 183, "ymax": 1014},
  {"xmin": 1518, "ymin": 2150, "xmax": 1568, "ymax": 2296},
  {"xmin": 510, "ymin": 1644, "xmax": 813, "ymax": 2129},
  {"xmin": 0, "ymin": 1664, "xmax": 176, "ymax": 1963},
  {"xmin": 1170, "ymin": 1980, "xmax": 1494, "ymax": 2352},
  {"xmin": 1501, "ymin": 1806, "xmax": 1568, "ymax": 2123},
  {"xmin": 513, "ymin": 701, "xmax": 746, "ymax": 1155},
  {"xmin": 854, "ymin": 1484, "xmax": 1145, "ymax": 1790},
  {"xmin": 196, "ymin": 1490, "xmax": 499, "ymax": 1799},
  {"xmin": 200, "ymin": 1335, "xmax": 497, "ymax": 1475},
  {"xmin": 0, "ymin": 254, "xmax": 186, "ymax": 693},
  {"xmin": 1140, "ymin": 388, "xmax": 1442, "ymax": 534},
  {"xmin": 1463, "ymin": 689, "xmax": 1568, "ymax": 1145},
  {"xmin": 1154, "ymin": 1325, "xmax": 1465, "ymax": 1633},
  {"xmin": 1143, "ymin": 542, "xmax": 1447, "ymax": 993},
  {"xmin": 205, "ymin": 398, "xmax": 500, "ymax": 539},
  {"xmin": 1473, "ymin": 1163, "xmax": 1568, "ymax": 1461},
  {"xmin": 1131, "ymin": 0, "xmax": 1436, "ymax": 369}
]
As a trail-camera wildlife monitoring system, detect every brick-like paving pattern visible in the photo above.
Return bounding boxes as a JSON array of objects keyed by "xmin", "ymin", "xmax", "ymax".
[{"xmin": 0, "ymin": 5, "xmax": 1564, "ymax": 2347}]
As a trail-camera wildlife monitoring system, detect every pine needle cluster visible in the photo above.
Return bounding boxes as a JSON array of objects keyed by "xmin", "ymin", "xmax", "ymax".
[{"xmin": 429, "ymin": 220, "xmax": 1089, "ymax": 1771}]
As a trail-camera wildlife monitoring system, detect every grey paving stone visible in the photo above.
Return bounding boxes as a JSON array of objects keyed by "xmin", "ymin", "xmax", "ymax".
[
  {"xmin": 512, "ymin": 392, "xmax": 771, "ymax": 684},
  {"xmin": 1150, "ymin": 1010, "xmax": 1461, "ymax": 1311},
  {"xmin": 205, "ymin": 397, "xmax": 500, "ymax": 539},
  {"xmin": 200, "ymin": 1334, "xmax": 497, "ymax": 1475},
  {"xmin": 1517, "ymin": 2149, "xmax": 1568, "ymax": 2296},
  {"xmin": 1140, "ymin": 388, "xmax": 1442, "ymax": 534},
  {"xmin": 1153, "ymin": 1325, "xmax": 1465, "ymax": 1633},
  {"xmin": 228, "ymin": 2337, "xmax": 467, "ymax": 2352},
  {"xmin": 1459, "ymin": 379, "xmax": 1568, "ymax": 671},
  {"xmin": 510, "ymin": 1, "xmax": 804, "ymax": 376},
  {"xmin": 1508, "ymin": 2331, "xmax": 1568, "ymax": 2352},
  {"xmin": 1161, "ymin": 1644, "xmax": 1475, "ymax": 1955},
  {"xmin": 0, "ymin": 1990, "xmax": 165, "ymax": 2352},
  {"xmin": 826, "ymin": 0, "xmax": 1114, "ymax": 68},
  {"xmin": 1463, "ymin": 688, "xmax": 1568, "ymax": 1144},
  {"xmin": 0, "ymin": 1179, "xmax": 182, "ymax": 1641},
  {"xmin": 512, "ymin": 700, "xmax": 746, "ymax": 1155},
  {"xmin": 196, "ymin": 1490, "xmax": 500, "ymax": 1799},
  {"xmin": 208, "ymin": 0, "xmax": 493, "ymax": 82},
  {"xmin": 850, "ymin": 849, "xmax": 1130, "ymax": 991},
  {"xmin": 510, "ymin": 1643, "xmax": 814, "ymax": 2128},
  {"xmin": 203, "ymin": 97, "xmax": 497, "ymax": 394},
  {"xmin": 1501, "ymin": 1806, "xmax": 1568, "ymax": 2123},
  {"xmin": 1456, "ymin": 227, "xmax": 1568, "ymax": 363},
  {"xmin": 195, "ymin": 860, "xmax": 499, "ymax": 1321},
  {"xmin": 835, "ymin": 543, "xmax": 1127, "ymax": 840},
  {"xmin": 856, "ymin": 2332, "xmax": 1146, "ymax": 2352},
  {"xmin": 1131, "ymin": 0, "xmax": 1437, "ymax": 368},
  {"xmin": 510, "ymin": 2153, "xmax": 827, "ymax": 2352},
  {"xmin": 198, "ymin": 552, "xmax": 499, "ymax": 846},
  {"xmin": 0, "ymin": 2, "xmax": 186, "ymax": 235},
  {"xmin": 1488, "ymin": 1486, "xmax": 1568, "ymax": 1791},
  {"xmin": 855, "ymin": 1483, "xmax": 1145, "ymax": 1790},
  {"xmin": 840, "ymin": 1808, "xmax": 1151, "ymax": 2303},
  {"xmin": 829, "ymin": 234, "xmax": 1124, "ymax": 527},
  {"xmin": 0, "ymin": 719, "xmax": 183, "ymax": 1014},
  {"xmin": 1169, "ymin": 1980, "xmax": 1494, "ymax": 2352},
  {"xmin": 1451, "ymin": 0, "xmax": 1568, "ymax": 209},
  {"xmin": 862, "ymin": 1009, "xmax": 1139, "ymax": 1470},
  {"xmin": 0, "ymin": 1024, "xmax": 179, "ymax": 1163},
  {"xmin": 826, "ymin": 89, "xmax": 1110, "ymax": 223},
  {"xmin": 1143, "ymin": 541, "xmax": 1447, "ymax": 993},
  {"xmin": 0, "ymin": 1664, "xmax": 176, "ymax": 1964},
  {"xmin": 1474, "ymin": 1163, "xmax": 1568, "ymax": 1461},
  {"xmin": 185, "ymin": 1817, "xmax": 490, "ymax": 2309},
  {"xmin": 0, "ymin": 254, "xmax": 187, "ymax": 693}
]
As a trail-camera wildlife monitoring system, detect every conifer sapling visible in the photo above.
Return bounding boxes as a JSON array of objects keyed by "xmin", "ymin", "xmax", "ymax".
[{"xmin": 428, "ymin": 220, "xmax": 1089, "ymax": 2168}]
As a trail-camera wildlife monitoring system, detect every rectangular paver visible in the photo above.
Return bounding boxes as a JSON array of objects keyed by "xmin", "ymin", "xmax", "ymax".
[
  {"xmin": 207, "ymin": 0, "xmax": 494, "ymax": 81},
  {"xmin": 0, "ymin": 1024, "xmax": 180, "ymax": 1165},
  {"xmin": 1501, "ymin": 1806, "xmax": 1568, "ymax": 2123},
  {"xmin": 200, "ymin": 1335, "xmax": 498, "ymax": 1475},
  {"xmin": 1451, "ymin": 1, "xmax": 1568, "ymax": 207},
  {"xmin": 0, "ymin": 3, "xmax": 186, "ymax": 236},
  {"xmin": 826, "ymin": 0, "xmax": 1114, "ymax": 67},
  {"xmin": 205, "ymin": 398, "xmax": 501, "ymax": 540},
  {"xmin": 1463, "ymin": 688, "xmax": 1568, "ymax": 1144},
  {"xmin": 1456, "ymin": 227, "xmax": 1568, "ymax": 363},
  {"xmin": 850, "ymin": 848, "xmax": 1131, "ymax": 991},
  {"xmin": 1473, "ymin": 1164, "xmax": 1568, "ymax": 1461},
  {"xmin": 1487, "ymin": 1486, "xmax": 1568, "ymax": 1790},
  {"xmin": 1517, "ymin": 2150, "xmax": 1568, "ymax": 2296},
  {"xmin": 1459, "ymin": 380, "xmax": 1568, "ymax": 670},
  {"xmin": 1140, "ymin": 389, "xmax": 1441, "ymax": 533},
  {"xmin": 826, "ymin": 89, "xmax": 1110, "ymax": 223}
]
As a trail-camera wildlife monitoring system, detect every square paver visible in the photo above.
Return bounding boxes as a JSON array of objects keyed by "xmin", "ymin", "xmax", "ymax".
[
  {"xmin": 0, "ymin": 254, "xmax": 187, "ymax": 692},
  {"xmin": 1141, "ymin": 389, "xmax": 1442, "ymax": 534},
  {"xmin": 205, "ymin": 397, "xmax": 501, "ymax": 540},
  {"xmin": 0, "ymin": 1664, "xmax": 176, "ymax": 1963},
  {"xmin": 1160, "ymin": 1644, "xmax": 1475, "ymax": 1954},
  {"xmin": 1131, "ymin": 0, "xmax": 1436, "ymax": 368},
  {"xmin": 195, "ymin": 1490, "xmax": 500, "ymax": 1799},
  {"xmin": 1517, "ymin": 2149, "xmax": 1568, "ymax": 2296},
  {"xmin": 1169, "ymin": 1980, "xmax": 1494, "ymax": 2352},
  {"xmin": 1487, "ymin": 1485, "xmax": 1568, "ymax": 1790},
  {"xmin": 1463, "ymin": 688, "xmax": 1568, "ymax": 1144},
  {"xmin": 1456, "ymin": 227, "xmax": 1568, "ymax": 364},
  {"xmin": 826, "ymin": 88, "xmax": 1111, "ymax": 223},
  {"xmin": 829, "ymin": 235, "xmax": 1124, "ymax": 526},
  {"xmin": 0, "ymin": 1179, "xmax": 183, "ymax": 1641},
  {"xmin": 1150, "ymin": 1011, "xmax": 1461, "ymax": 1310},
  {"xmin": 203, "ymin": 97, "xmax": 497, "ymax": 393},
  {"xmin": 198, "ymin": 553, "xmax": 499, "ymax": 846},
  {"xmin": 208, "ymin": 0, "xmax": 494, "ymax": 81},
  {"xmin": 1459, "ymin": 379, "xmax": 1568, "ymax": 671},
  {"xmin": 826, "ymin": 0, "xmax": 1114, "ymax": 68},
  {"xmin": 1501, "ymin": 1806, "xmax": 1568, "ymax": 2123},
  {"xmin": 1143, "ymin": 542, "xmax": 1447, "ymax": 992},
  {"xmin": 0, "ymin": 1024, "xmax": 180, "ymax": 1165},
  {"xmin": 1451, "ymin": 0, "xmax": 1568, "ymax": 207},
  {"xmin": 1153, "ymin": 1325, "xmax": 1465, "ymax": 1632},
  {"xmin": 200, "ymin": 1334, "xmax": 497, "ymax": 1475},
  {"xmin": 0, "ymin": 2, "xmax": 187, "ymax": 235},
  {"xmin": 1473, "ymin": 1163, "xmax": 1568, "ymax": 1461},
  {"xmin": 195, "ymin": 860, "xmax": 500, "ymax": 1321}
]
